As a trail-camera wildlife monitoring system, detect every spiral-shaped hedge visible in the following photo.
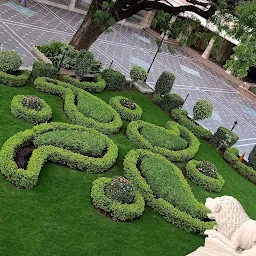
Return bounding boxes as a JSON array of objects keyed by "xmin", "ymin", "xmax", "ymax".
[
  {"xmin": 109, "ymin": 96, "xmax": 142, "ymax": 121},
  {"xmin": 126, "ymin": 120, "xmax": 200, "ymax": 162},
  {"xmin": 11, "ymin": 95, "xmax": 52, "ymax": 124},
  {"xmin": 0, "ymin": 122, "xmax": 118, "ymax": 189}
]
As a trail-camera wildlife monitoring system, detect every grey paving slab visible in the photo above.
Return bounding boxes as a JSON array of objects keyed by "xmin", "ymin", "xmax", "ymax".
[{"xmin": 0, "ymin": 0, "xmax": 255, "ymax": 158}]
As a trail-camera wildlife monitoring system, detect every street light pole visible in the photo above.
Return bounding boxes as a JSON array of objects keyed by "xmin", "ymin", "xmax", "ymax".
[
  {"xmin": 144, "ymin": 31, "xmax": 166, "ymax": 82},
  {"xmin": 231, "ymin": 121, "xmax": 238, "ymax": 131}
]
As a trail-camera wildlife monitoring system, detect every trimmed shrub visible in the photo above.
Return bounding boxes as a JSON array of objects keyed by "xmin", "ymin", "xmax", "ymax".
[
  {"xmin": 193, "ymin": 100, "xmax": 214, "ymax": 120},
  {"xmin": 130, "ymin": 65, "xmax": 147, "ymax": 82},
  {"xmin": 11, "ymin": 95, "xmax": 52, "ymax": 124},
  {"xmin": 152, "ymin": 93, "xmax": 162, "ymax": 104},
  {"xmin": 126, "ymin": 120, "xmax": 200, "ymax": 162},
  {"xmin": 0, "ymin": 70, "xmax": 30, "ymax": 87},
  {"xmin": 32, "ymin": 61, "xmax": 58, "ymax": 79},
  {"xmin": 249, "ymin": 86, "xmax": 256, "ymax": 95},
  {"xmin": 155, "ymin": 71, "xmax": 175, "ymax": 95},
  {"xmin": 224, "ymin": 147, "xmax": 256, "ymax": 183},
  {"xmin": 171, "ymin": 109, "xmax": 212, "ymax": 140},
  {"xmin": 105, "ymin": 176, "xmax": 134, "ymax": 204},
  {"xmin": 91, "ymin": 177, "xmax": 145, "ymax": 221},
  {"xmin": 210, "ymin": 127, "xmax": 239, "ymax": 151},
  {"xmin": 159, "ymin": 93, "xmax": 184, "ymax": 112},
  {"xmin": 0, "ymin": 122, "xmax": 118, "ymax": 189},
  {"xmin": 75, "ymin": 50, "xmax": 94, "ymax": 78},
  {"xmin": 197, "ymin": 161, "xmax": 217, "ymax": 178},
  {"xmin": 34, "ymin": 77, "xmax": 122, "ymax": 134},
  {"xmin": 0, "ymin": 50, "xmax": 22, "ymax": 73},
  {"xmin": 59, "ymin": 75, "xmax": 106, "ymax": 93},
  {"xmin": 123, "ymin": 149, "xmax": 214, "ymax": 234},
  {"xmin": 109, "ymin": 96, "xmax": 142, "ymax": 121},
  {"xmin": 248, "ymin": 145, "xmax": 256, "ymax": 169},
  {"xmin": 186, "ymin": 160, "xmax": 225, "ymax": 192},
  {"xmin": 102, "ymin": 68, "xmax": 126, "ymax": 91}
]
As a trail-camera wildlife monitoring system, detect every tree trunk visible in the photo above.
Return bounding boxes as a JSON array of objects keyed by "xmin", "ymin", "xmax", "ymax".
[{"xmin": 69, "ymin": 16, "xmax": 104, "ymax": 50}]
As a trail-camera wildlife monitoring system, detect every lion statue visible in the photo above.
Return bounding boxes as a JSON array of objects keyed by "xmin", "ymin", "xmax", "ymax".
[{"xmin": 204, "ymin": 196, "xmax": 256, "ymax": 253}]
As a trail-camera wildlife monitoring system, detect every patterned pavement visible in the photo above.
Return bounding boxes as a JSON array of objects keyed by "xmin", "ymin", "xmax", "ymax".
[{"xmin": 0, "ymin": 0, "xmax": 255, "ymax": 158}]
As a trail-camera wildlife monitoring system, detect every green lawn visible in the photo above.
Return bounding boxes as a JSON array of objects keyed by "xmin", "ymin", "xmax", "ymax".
[{"xmin": 0, "ymin": 82, "xmax": 255, "ymax": 256}]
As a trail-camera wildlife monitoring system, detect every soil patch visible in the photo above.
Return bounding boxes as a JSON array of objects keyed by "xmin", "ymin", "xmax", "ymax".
[{"xmin": 15, "ymin": 143, "xmax": 35, "ymax": 169}]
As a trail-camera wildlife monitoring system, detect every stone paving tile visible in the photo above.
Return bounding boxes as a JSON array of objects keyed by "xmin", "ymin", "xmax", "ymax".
[{"xmin": 0, "ymin": 0, "xmax": 255, "ymax": 158}]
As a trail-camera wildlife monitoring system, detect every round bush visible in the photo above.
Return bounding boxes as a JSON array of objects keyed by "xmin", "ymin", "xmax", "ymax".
[
  {"xmin": 155, "ymin": 71, "xmax": 175, "ymax": 95},
  {"xmin": 248, "ymin": 145, "xmax": 256, "ymax": 170},
  {"xmin": 186, "ymin": 160, "xmax": 225, "ymax": 193},
  {"xmin": 75, "ymin": 50, "xmax": 94, "ymax": 78},
  {"xmin": 158, "ymin": 93, "xmax": 184, "ymax": 112},
  {"xmin": 105, "ymin": 176, "xmax": 134, "ymax": 204},
  {"xmin": 32, "ymin": 61, "xmax": 58, "ymax": 79},
  {"xmin": 193, "ymin": 100, "xmax": 213, "ymax": 120},
  {"xmin": 102, "ymin": 68, "xmax": 126, "ymax": 91},
  {"xmin": 197, "ymin": 161, "xmax": 217, "ymax": 178},
  {"xmin": 109, "ymin": 96, "xmax": 142, "ymax": 121},
  {"xmin": 11, "ymin": 95, "xmax": 52, "ymax": 124},
  {"xmin": 0, "ymin": 50, "xmax": 22, "ymax": 73},
  {"xmin": 130, "ymin": 65, "xmax": 147, "ymax": 82},
  {"xmin": 91, "ymin": 177, "xmax": 145, "ymax": 221}
]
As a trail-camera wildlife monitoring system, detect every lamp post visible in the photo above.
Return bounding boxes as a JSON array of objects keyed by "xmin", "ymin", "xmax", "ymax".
[
  {"xmin": 231, "ymin": 121, "xmax": 238, "ymax": 131},
  {"xmin": 144, "ymin": 15, "xmax": 177, "ymax": 82},
  {"xmin": 144, "ymin": 31, "xmax": 166, "ymax": 82},
  {"xmin": 58, "ymin": 46, "xmax": 69, "ymax": 71}
]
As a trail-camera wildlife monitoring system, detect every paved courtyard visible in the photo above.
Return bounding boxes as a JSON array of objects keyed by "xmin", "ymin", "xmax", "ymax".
[{"xmin": 0, "ymin": 0, "xmax": 255, "ymax": 158}]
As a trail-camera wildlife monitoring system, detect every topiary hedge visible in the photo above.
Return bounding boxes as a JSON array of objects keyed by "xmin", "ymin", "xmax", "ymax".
[
  {"xmin": 34, "ymin": 77, "xmax": 122, "ymax": 134},
  {"xmin": 158, "ymin": 93, "xmax": 184, "ymax": 112},
  {"xmin": 11, "ymin": 95, "xmax": 52, "ymax": 124},
  {"xmin": 109, "ymin": 96, "xmax": 142, "ymax": 121},
  {"xmin": 171, "ymin": 109, "xmax": 212, "ymax": 140},
  {"xmin": 102, "ymin": 68, "xmax": 126, "ymax": 91},
  {"xmin": 126, "ymin": 120, "xmax": 200, "ymax": 162},
  {"xmin": 186, "ymin": 160, "xmax": 225, "ymax": 192},
  {"xmin": 59, "ymin": 75, "xmax": 106, "ymax": 93},
  {"xmin": 193, "ymin": 100, "xmax": 214, "ymax": 120},
  {"xmin": 248, "ymin": 145, "xmax": 256, "ymax": 170},
  {"xmin": 0, "ymin": 122, "xmax": 118, "ymax": 189},
  {"xmin": 155, "ymin": 71, "xmax": 175, "ymax": 95},
  {"xmin": 130, "ymin": 65, "xmax": 147, "ymax": 82},
  {"xmin": 123, "ymin": 149, "xmax": 214, "ymax": 234},
  {"xmin": 32, "ymin": 61, "xmax": 58, "ymax": 79},
  {"xmin": 0, "ymin": 50, "xmax": 22, "ymax": 73},
  {"xmin": 91, "ymin": 177, "xmax": 145, "ymax": 221},
  {"xmin": 224, "ymin": 147, "xmax": 256, "ymax": 183},
  {"xmin": 210, "ymin": 127, "xmax": 239, "ymax": 150},
  {"xmin": 0, "ymin": 70, "xmax": 30, "ymax": 87}
]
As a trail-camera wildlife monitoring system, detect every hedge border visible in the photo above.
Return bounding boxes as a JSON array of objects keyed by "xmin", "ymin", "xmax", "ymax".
[
  {"xmin": 0, "ymin": 122, "xmax": 118, "ymax": 189},
  {"xmin": 0, "ymin": 70, "xmax": 30, "ymax": 87},
  {"xmin": 11, "ymin": 95, "xmax": 52, "ymax": 124},
  {"xmin": 171, "ymin": 109, "xmax": 212, "ymax": 140},
  {"xmin": 109, "ymin": 96, "xmax": 142, "ymax": 121},
  {"xmin": 224, "ymin": 147, "xmax": 256, "ymax": 183},
  {"xmin": 123, "ymin": 149, "xmax": 214, "ymax": 234},
  {"xmin": 186, "ymin": 160, "xmax": 225, "ymax": 192},
  {"xmin": 91, "ymin": 177, "xmax": 145, "ymax": 221},
  {"xmin": 59, "ymin": 75, "xmax": 106, "ymax": 93},
  {"xmin": 34, "ymin": 77, "xmax": 122, "ymax": 135},
  {"xmin": 126, "ymin": 120, "xmax": 200, "ymax": 162}
]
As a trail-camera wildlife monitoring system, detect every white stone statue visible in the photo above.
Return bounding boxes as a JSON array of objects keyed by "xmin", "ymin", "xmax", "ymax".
[{"xmin": 187, "ymin": 196, "xmax": 256, "ymax": 256}]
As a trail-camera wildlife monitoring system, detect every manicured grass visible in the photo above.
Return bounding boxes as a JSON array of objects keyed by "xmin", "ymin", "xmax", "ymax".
[{"xmin": 0, "ymin": 83, "xmax": 255, "ymax": 256}]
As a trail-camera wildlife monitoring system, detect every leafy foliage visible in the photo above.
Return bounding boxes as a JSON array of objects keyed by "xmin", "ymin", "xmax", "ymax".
[
  {"xmin": 11, "ymin": 95, "xmax": 52, "ymax": 124},
  {"xmin": 91, "ymin": 177, "xmax": 145, "ymax": 221},
  {"xmin": 193, "ymin": 100, "xmax": 213, "ymax": 120},
  {"xmin": 0, "ymin": 50, "xmax": 22, "ymax": 73},
  {"xmin": 155, "ymin": 72, "xmax": 175, "ymax": 95},
  {"xmin": 130, "ymin": 65, "xmax": 147, "ymax": 82},
  {"xmin": 75, "ymin": 50, "xmax": 95, "ymax": 78},
  {"xmin": 102, "ymin": 68, "xmax": 126, "ymax": 91},
  {"xmin": 0, "ymin": 70, "xmax": 30, "ymax": 87},
  {"xmin": 248, "ymin": 145, "xmax": 256, "ymax": 170},
  {"xmin": 32, "ymin": 61, "xmax": 58, "ymax": 79},
  {"xmin": 158, "ymin": 93, "xmax": 184, "ymax": 112},
  {"xmin": 105, "ymin": 176, "xmax": 134, "ymax": 204}
]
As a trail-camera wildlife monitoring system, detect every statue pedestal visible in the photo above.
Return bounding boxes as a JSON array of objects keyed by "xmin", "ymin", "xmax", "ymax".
[{"xmin": 187, "ymin": 237, "xmax": 240, "ymax": 256}]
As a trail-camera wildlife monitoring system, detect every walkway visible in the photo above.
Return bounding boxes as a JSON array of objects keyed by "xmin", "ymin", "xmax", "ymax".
[{"xmin": 0, "ymin": 0, "xmax": 255, "ymax": 158}]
